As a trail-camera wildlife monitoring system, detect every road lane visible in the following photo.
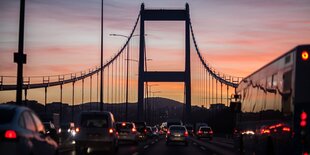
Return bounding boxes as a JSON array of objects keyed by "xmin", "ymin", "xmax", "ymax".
[{"xmin": 141, "ymin": 138, "xmax": 216, "ymax": 155}]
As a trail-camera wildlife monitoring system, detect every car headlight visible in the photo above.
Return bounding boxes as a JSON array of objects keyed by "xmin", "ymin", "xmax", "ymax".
[{"xmin": 71, "ymin": 130, "xmax": 76, "ymax": 136}]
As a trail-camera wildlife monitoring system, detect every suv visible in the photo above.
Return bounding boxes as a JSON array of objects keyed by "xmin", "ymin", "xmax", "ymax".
[
  {"xmin": 166, "ymin": 125, "xmax": 188, "ymax": 146},
  {"xmin": 74, "ymin": 111, "xmax": 118, "ymax": 154},
  {"xmin": 196, "ymin": 126, "xmax": 213, "ymax": 140},
  {"xmin": 115, "ymin": 122, "xmax": 138, "ymax": 144}
]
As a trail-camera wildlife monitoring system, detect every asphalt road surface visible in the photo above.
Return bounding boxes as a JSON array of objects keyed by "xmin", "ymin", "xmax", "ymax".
[{"xmin": 59, "ymin": 136, "xmax": 235, "ymax": 155}]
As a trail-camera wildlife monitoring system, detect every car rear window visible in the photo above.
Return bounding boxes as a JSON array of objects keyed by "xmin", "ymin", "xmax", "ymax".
[
  {"xmin": 0, "ymin": 108, "xmax": 15, "ymax": 124},
  {"xmin": 201, "ymin": 127, "xmax": 211, "ymax": 131},
  {"xmin": 81, "ymin": 114, "xmax": 108, "ymax": 128},
  {"xmin": 169, "ymin": 126, "xmax": 185, "ymax": 131},
  {"xmin": 116, "ymin": 123, "xmax": 133, "ymax": 130}
]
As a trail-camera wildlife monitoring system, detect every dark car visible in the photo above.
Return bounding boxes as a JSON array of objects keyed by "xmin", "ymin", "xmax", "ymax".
[
  {"xmin": 166, "ymin": 125, "xmax": 188, "ymax": 146},
  {"xmin": 0, "ymin": 104, "xmax": 58, "ymax": 155},
  {"xmin": 115, "ymin": 122, "xmax": 139, "ymax": 144},
  {"xmin": 74, "ymin": 111, "xmax": 118, "ymax": 154},
  {"xmin": 43, "ymin": 122, "xmax": 59, "ymax": 143},
  {"xmin": 134, "ymin": 121, "xmax": 147, "ymax": 140},
  {"xmin": 196, "ymin": 126, "xmax": 213, "ymax": 140}
]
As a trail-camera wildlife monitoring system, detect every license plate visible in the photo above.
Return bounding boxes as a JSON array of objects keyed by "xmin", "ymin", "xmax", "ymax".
[{"xmin": 175, "ymin": 134, "xmax": 181, "ymax": 137}]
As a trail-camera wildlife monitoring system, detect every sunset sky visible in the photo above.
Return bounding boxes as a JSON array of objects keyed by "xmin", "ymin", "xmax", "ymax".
[{"xmin": 0, "ymin": 0, "xmax": 310, "ymax": 105}]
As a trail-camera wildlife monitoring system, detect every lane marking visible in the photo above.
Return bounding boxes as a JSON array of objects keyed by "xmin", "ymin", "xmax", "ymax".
[
  {"xmin": 144, "ymin": 145, "xmax": 149, "ymax": 149},
  {"xmin": 193, "ymin": 142, "xmax": 197, "ymax": 145},
  {"xmin": 200, "ymin": 146, "xmax": 206, "ymax": 151},
  {"xmin": 132, "ymin": 152, "xmax": 139, "ymax": 155}
]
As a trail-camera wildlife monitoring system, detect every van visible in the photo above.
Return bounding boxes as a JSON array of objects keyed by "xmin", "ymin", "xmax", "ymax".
[{"xmin": 74, "ymin": 111, "xmax": 118, "ymax": 154}]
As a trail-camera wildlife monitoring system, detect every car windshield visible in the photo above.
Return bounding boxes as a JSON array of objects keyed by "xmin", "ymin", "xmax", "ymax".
[
  {"xmin": 0, "ymin": 108, "xmax": 15, "ymax": 125},
  {"xmin": 81, "ymin": 114, "xmax": 108, "ymax": 128},
  {"xmin": 169, "ymin": 126, "xmax": 185, "ymax": 132}
]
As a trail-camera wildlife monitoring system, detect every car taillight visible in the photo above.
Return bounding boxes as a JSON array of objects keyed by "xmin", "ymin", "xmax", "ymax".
[
  {"xmin": 261, "ymin": 129, "xmax": 270, "ymax": 134},
  {"xmin": 167, "ymin": 130, "xmax": 170, "ymax": 135},
  {"xmin": 144, "ymin": 129, "xmax": 147, "ymax": 133},
  {"xmin": 282, "ymin": 127, "xmax": 291, "ymax": 132},
  {"xmin": 5, "ymin": 130, "xmax": 17, "ymax": 139},
  {"xmin": 109, "ymin": 128, "xmax": 114, "ymax": 134},
  {"xmin": 184, "ymin": 131, "xmax": 188, "ymax": 137},
  {"xmin": 198, "ymin": 130, "xmax": 202, "ymax": 134},
  {"xmin": 75, "ymin": 127, "xmax": 80, "ymax": 133},
  {"xmin": 132, "ymin": 128, "xmax": 137, "ymax": 133},
  {"xmin": 209, "ymin": 131, "xmax": 213, "ymax": 134}
]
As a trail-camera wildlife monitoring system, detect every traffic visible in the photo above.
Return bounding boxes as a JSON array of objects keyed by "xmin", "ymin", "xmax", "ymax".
[{"xmin": 0, "ymin": 103, "xmax": 226, "ymax": 155}]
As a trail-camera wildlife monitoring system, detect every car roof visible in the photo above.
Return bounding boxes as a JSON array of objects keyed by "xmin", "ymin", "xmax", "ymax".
[
  {"xmin": 169, "ymin": 125, "xmax": 185, "ymax": 129},
  {"xmin": 200, "ymin": 126, "xmax": 211, "ymax": 129},
  {"xmin": 0, "ymin": 104, "xmax": 33, "ymax": 127}
]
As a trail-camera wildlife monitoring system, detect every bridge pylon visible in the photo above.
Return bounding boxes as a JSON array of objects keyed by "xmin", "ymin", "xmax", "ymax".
[{"xmin": 137, "ymin": 3, "xmax": 192, "ymax": 123}]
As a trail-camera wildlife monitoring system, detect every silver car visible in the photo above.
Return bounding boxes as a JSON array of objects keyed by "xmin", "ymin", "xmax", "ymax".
[
  {"xmin": 74, "ymin": 111, "xmax": 119, "ymax": 154},
  {"xmin": 115, "ymin": 122, "xmax": 138, "ymax": 144},
  {"xmin": 166, "ymin": 125, "xmax": 189, "ymax": 146},
  {"xmin": 0, "ymin": 104, "xmax": 58, "ymax": 155}
]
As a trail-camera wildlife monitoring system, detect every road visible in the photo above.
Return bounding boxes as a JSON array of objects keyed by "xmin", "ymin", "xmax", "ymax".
[{"xmin": 59, "ymin": 136, "xmax": 236, "ymax": 155}]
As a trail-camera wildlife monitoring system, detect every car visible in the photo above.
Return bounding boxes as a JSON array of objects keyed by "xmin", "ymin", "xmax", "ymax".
[
  {"xmin": 115, "ymin": 122, "xmax": 138, "ymax": 144},
  {"xmin": 151, "ymin": 126, "xmax": 159, "ymax": 137},
  {"xmin": 43, "ymin": 121, "xmax": 59, "ymax": 143},
  {"xmin": 166, "ymin": 125, "xmax": 188, "ymax": 146},
  {"xmin": 196, "ymin": 126, "xmax": 213, "ymax": 140},
  {"xmin": 0, "ymin": 104, "xmax": 58, "ymax": 155},
  {"xmin": 74, "ymin": 111, "xmax": 119, "ymax": 154},
  {"xmin": 134, "ymin": 121, "xmax": 147, "ymax": 140},
  {"xmin": 145, "ymin": 126, "xmax": 153, "ymax": 138},
  {"xmin": 58, "ymin": 122, "xmax": 75, "ymax": 145}
]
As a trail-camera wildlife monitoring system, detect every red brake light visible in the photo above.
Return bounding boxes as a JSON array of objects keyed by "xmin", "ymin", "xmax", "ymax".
[
  {"xmin": 198, "ymin": 130, "xmax": 202, "ymax": 134},
  {"xmin": 75, "ymin": 127, "xmax": 80, "ymax": 133},
  {"xmin": 5, "ymin": 130, "xmax": 17, "ymax": 139},
  {"xmin": 209, "ymin": 130, "xmax": 213, "ymax": 134},
  {"xmin": 144, "ymin": 129, "xmax": 147, "ymax": 133},
  {"xmin": 184, "ymin": 131, "xmax": 188, "ymax": 137},
  {"xmin": 109, "ymin": 128, "xmax": 114, "ymax": 134},
  {"xmin": 261, "ymin": 129, "xmax": 270, "ymax": 134},
  {"xmin": 300, "ymin": 121, "xmax": 307, "ymax": 127},
  {"xmin": 282, "ymin": 127, "xmax": 291, "ymax": 132},
  {"xmin": 301, "ymin": 111, "xmax": 307, "ymax": 120},
  {"xmin": 167, "ymin": 130, "xmax": 170, "ymax": 135},
  {"xmin": 301, "ymin": 51, "xmax": 309, "ymax": 61},
  {"xmin": 132, "ymin": 128, "xmax": 137, "ymax": 133},
  {"xmin": 122, "ymin": 122, "xmax": 126, "ymax": 126},
  {"xmin": 301, "ymin": 111, "xmax": 307, "ymax": 127}
]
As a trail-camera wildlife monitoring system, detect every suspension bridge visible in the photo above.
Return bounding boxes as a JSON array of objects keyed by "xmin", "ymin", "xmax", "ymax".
[{"xmin": 0, "ymin": 3, "xmax": 242, "ymax": 123}]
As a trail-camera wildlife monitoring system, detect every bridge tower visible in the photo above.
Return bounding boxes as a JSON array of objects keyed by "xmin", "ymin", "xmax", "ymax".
[{"xmin": 138, "ymin": 3, "xmax": 191, "ymax": 122}]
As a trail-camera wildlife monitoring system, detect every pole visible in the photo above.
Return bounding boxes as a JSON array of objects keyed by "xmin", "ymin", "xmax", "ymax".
[
  {"xmin": 15, "ymin": 0, "xmax": 27, "ymax": 105},
  {"xmin": 125, "ymin": 42, "xmax": 129, "ymax": 121},
  {"xmin": 100, "ymin": 0, "xmax": 104, "ymax": 111}
]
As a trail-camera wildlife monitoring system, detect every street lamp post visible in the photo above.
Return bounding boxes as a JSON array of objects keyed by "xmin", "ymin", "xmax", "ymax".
[
  {"xmin": 14, "ymin": 0, "xmax": 27, "ymax": 105},
  {"xmin": 146, "ymin": 84, "xmax": 158, "ymax": 123},
  {"xmin": 100, "ymin": 0, "xmax": 104, "ymax": 111},
  {"xmin": 109, "ymin": 34, "xmax": 140, "ymax": 121}
]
